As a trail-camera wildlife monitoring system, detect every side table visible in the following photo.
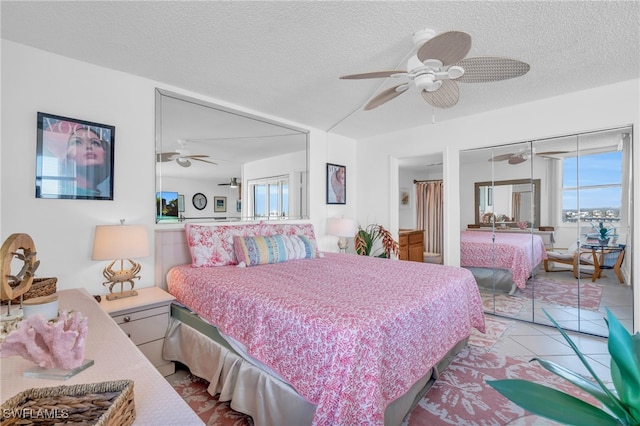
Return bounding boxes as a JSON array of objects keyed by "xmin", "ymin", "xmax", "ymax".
[
  {"xmin": 579, "ymin": 244, "xmax": 625, "ymax": 283},
  {"xmin": 99, "ymin": 287, "xmax": 176, "ymax": 376}
]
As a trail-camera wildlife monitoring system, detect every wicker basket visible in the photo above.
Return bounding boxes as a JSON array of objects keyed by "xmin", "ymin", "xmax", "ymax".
[
  {"xmin": 0, "ymin": 380, "xmax": 135, "ymax": 425},
  {"xmin": 1, "ymin": 277, "xmax": 57, "ymax": 305}
]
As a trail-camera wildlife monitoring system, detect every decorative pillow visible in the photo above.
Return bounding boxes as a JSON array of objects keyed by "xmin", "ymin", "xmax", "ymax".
[
  {"xmin": 185, "ymin": 223, "xmax": 261, "ymax": 267},
  {"xmin": 233, "ymin": 234, "xmax": 316, "ymax": 267},
  {"xmin": 259, "ymin": 222, "xmax": 320, "ymax": 255}
]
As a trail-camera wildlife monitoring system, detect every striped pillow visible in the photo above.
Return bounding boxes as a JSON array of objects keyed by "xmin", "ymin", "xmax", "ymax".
[{"xmin": 233, "ymin": 234, "xmax": 316, "ymax": 267}]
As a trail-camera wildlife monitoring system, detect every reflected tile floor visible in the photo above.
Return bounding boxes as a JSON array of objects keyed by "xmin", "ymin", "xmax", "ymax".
[{"xmin": 508, "ymin": 268, "xmax": 633, "ymax": 334}]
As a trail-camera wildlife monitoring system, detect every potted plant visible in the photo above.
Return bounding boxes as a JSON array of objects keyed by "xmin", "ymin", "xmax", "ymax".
[
  {"xmin": 354, "ymin": 224, "xmax": 399, "ymax": 258},
  {"xmin": 487, "ymin": 308, "xmax": 640, "ymax": 425},
  {"xmin": 591, "ymin": 222, "xmax": 615, "ymax": 246}
]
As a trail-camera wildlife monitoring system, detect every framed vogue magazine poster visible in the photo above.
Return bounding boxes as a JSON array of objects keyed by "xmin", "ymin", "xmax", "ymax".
[
  {"xmin": 35, "ymin": 112, "xmax": 115, "ymax": 200},
  {"xmin": 326, "ymin": 163, "xmax": 346, "ymax": 204}
]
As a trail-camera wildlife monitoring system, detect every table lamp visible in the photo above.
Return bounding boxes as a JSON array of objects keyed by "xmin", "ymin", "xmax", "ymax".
[
  {"xmin": 91, "ymin": 222, "xmax": 149, "ymax": 300},
  {"xmin": 328, "ymin": 217, "xmax": 356, "ymax": 253}
]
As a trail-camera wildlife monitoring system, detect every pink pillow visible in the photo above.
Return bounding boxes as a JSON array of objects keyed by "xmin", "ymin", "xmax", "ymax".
[
  {"xmin": 259, "ymin": 221, "xmax": 319, "ymax": 255},
  {"xmin": 185, "ymin": 223, "xmax": 261, "ymax": 267}
]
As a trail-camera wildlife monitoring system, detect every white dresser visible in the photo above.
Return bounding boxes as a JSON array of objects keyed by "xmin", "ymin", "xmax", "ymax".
[{"xmin": 0, "ymin": 288, "xmax": 203, "ymax": 426}]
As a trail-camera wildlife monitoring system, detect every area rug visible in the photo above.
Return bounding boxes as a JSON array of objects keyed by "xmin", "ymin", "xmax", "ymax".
[
  {"xmin": 481, "ymin": 290, "xmax": 527, "ymax": 316},
  {"xmin": 170, "ymin": 371, "xmax": 253, "ymax": 426},
  {"xmin": 468, "ymin": 315, "xmax": 510, "ymax": 349},
  {"xmin": 403, "ymin": 346, "xmax": 598, "ymax": 426},
  {"xmin": 519, "ymin": 277, "xmax": 603, "ymax": 311}
]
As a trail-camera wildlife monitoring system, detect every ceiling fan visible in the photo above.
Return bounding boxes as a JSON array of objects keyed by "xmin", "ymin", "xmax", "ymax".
[
  {"xmin": 156, "ymin": 139, "xmax": 217, "ymax": 167},
  {"xmin": 489, "ymin": 148, "xmax": 569, "ymax": 165},
  {"xmin": 340, "ymin": 29, "xmax": 530, "ymax": 110},
  {"xmin": 218, "ymin": 177, "xmax": 239, "ymax": 188}
]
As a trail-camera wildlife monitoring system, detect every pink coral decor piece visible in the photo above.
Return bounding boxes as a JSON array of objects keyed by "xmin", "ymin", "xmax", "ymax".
[{"xmin": 0, "ymin": 310, "xmax": 88, "ymax": 369}]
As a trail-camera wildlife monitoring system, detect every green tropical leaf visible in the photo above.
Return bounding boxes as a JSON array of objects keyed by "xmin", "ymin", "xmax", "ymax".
[
  {"xmin": 605, "ymin": 309, "xmax": 640, "ymax": 422},
  {"xmin": 542, "ymin": 310, "xmax": 617, "ymax": 396},
  {"xmin": 533, "ymin": 357, "xmax": 629, "ymax": 421},
  {"xmin": 487, "ymin": 380, "xmax": 621, "ymax": 426}
]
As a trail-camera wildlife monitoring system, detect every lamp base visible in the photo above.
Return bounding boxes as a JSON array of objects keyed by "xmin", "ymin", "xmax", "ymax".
[
  {"xmin": 337, "ymin": 237, "xmax": 348, "ymax": 254},
  {"xmin": 105, "ymin": 290, "xmax": 138, "ymax": 301}
]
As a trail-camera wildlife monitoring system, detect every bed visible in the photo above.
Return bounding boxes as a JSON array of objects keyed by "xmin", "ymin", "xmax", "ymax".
[
  {"xmin": 155, "ymin": 224, "xmax": 485, "ymax": 426},
  {"xmin": 460, "ymin": 230, "xmax": 548, "ymax": 294}
]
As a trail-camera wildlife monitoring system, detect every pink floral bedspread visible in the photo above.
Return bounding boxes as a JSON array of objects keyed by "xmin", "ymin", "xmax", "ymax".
[
  {"xmin": 460, "ymin": 231, "xmax": 548, "ymax": 289},
  {"xmin": 168, "ymin": 253, "xmax": 485, "ymax": 425}
]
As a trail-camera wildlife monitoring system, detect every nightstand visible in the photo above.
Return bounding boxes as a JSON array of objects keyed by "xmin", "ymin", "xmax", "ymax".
[{"xmin": 99, "ymin": 286, "xmax": 176, "ymax": 376}]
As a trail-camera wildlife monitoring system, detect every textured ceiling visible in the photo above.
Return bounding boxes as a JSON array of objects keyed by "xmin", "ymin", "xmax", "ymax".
[{"xmin": 2, "ymin": 1, "xmax": 639, "ymax": 140}]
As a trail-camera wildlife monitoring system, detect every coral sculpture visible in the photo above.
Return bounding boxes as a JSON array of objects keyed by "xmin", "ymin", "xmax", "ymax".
[{"xmin": 0, "ymin": 310, "xmax": 88, "ymax": 369}]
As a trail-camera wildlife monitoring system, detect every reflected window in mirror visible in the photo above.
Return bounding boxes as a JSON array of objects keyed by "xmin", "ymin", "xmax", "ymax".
[
  {"xmin": 248, "ymin": 175, "xmax": 290, "ymax": 219},
  {"xmin": 562, "ymin": 150, "xmax": 622, "ymax": 225}
]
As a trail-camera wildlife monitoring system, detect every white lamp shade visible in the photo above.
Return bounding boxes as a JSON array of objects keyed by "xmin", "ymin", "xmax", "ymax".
[
  {"xmin": 328, "ymin": 217, "xmax": 356, "ymax": 238},
  {"xmin": 92, "ymin": 225, "xmax": 150, "ymax": 260}
]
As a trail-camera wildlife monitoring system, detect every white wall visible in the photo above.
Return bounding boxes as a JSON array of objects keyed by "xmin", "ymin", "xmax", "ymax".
[
  {"xmin": 357, "ymin": 78, "xmax": 640, "ymax": 331},
  {"xmin": 1, "ymin": 40, "xmax": 356, "ymax": 294}
]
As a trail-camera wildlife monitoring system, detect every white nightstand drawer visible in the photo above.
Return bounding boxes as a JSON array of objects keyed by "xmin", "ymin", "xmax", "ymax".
[
  {"xmin": 111, "ymin": 305, "xmax": 168, "ymax": 325},
  {"xmin": 139, "ymin": 339, "xmax": 166, "ymax": 367},
  {"xmin": 119, "ymin": 312, "xmax": 169, "ymax": 345}
]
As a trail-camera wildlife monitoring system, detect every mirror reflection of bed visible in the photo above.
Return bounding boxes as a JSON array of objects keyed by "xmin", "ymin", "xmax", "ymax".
[
  {"xmin": 459, "ymin": 126, "xmax": 633, "ymax": 336},
  {"xmin": 155, "ymin": 226, "xmax": 485, "ymax": 426}
]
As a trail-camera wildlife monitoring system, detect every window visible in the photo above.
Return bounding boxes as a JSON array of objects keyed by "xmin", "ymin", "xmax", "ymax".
[
  {"xmin": 249, "ymin": 175, "xmax": 289, "ymax": 219},
  {"xmin": 562, "ymin": 151, "xmax": 622, "ymax": 223}
]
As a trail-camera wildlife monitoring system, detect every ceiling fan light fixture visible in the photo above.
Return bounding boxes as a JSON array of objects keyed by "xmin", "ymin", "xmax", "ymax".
[
  {"xmin": 414, "ymin": 74, "xmax": 441, "ymax": 92},
  {"xmin": 176, "ymin": 157, "xmax": 191, "ymax": 167},
  {"xmin": 230, "ymin": 178, "xmax": 238, "ymax": 188}
]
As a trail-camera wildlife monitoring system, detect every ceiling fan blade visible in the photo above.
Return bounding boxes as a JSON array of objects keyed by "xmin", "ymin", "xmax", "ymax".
[
  {"xmin": 489, "ymin": 153, "xmax": 516, "ymax": 162},
  {"xmin": 536, "ymin": 151, "xmax": 569, "ymax": 156},
  {"xmin": 417, "ymin": 31, "xmax": 472, "ymax": 66},
  {"xmin": 157, "ymin": 152, "xmax": 179, "ymax": 162},
  {"xmin": 190, "ymin": 157, "xmax": 217, "ymax": 165},
  {"xmin": 364, "ymin": 84, "xmax": 409, "ymax": 110},
  {"xmin": 508, "ymin": 155, "xmax": 527, "ymax": 165},
  {"xmin": 455, "ymin": 57, "xmax": 530, "ymax": 83},
  {"xmin": 184, "ymin": 155, "xmax": 210, "ymax": 159},
  {"xmin": 340, "ymin": 70, "xmax": 406, "ymax": 79},
  {"xmin": 420, "ymin": 79, "xmax": 459, "ymax": 109}
]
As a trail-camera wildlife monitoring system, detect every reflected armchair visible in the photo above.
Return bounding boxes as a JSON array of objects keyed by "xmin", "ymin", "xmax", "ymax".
[{"xmin": 543, "ymin": 241, "xmax": 581, "ymax": 276}]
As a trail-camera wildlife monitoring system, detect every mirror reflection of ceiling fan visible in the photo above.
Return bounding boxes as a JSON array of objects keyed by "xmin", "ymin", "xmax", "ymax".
[
  {"xmin": 340, "ymin": 29, "xmax": 530, "ymax": 110},
  {"xmin": 489, "ymin": 148, "xmax": 569, "ymax": 165},
  {"xmin": 218, "ymin": 177, "xmax": 239, "ymax": 188},
  {"xmin": 156, "ymin": 139, "xmax": 217, "ymax": 167}
]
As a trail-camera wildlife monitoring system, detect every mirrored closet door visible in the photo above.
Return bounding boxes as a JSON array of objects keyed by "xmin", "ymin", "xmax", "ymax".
[{"xmin": 460, "ymin": 126, "xmax": 634, "ymax": 336}]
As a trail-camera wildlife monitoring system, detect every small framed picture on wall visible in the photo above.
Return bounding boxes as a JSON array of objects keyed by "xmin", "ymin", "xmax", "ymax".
[
  {"xmin": 214, "ymin": 196, "xmax": 227, "ymax": 212},
  {"xmin": 35, "ymin": 112, "xmax": 115, "ymax": 200},
  {"xmin": 326, "ymin": 163, "xmax": 346, "ymax": 204}
]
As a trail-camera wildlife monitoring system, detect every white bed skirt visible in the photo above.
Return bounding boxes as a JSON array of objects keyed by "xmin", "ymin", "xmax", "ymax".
[{"xmin": 164, "ymin": 317, "xmax": 316, "ymax": 426}]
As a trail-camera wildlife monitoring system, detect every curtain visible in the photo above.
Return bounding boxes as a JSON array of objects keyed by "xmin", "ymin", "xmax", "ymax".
[
  {"xmin": 416, "ymin": 180, "xmax": 443, "ymax": 254},
  {"xmin": 511, "ymin": 192, "xmax": 521, "ymax": 222}
]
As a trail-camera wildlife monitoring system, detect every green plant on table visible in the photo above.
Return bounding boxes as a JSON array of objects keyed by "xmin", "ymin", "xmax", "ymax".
[
  {"xmin": 593, "ymin": 222, "xmax": 615, "ymax": 241},
  {"xmin": 487, "ymin": 308, "xmax": 640, "ymax": 425},
  {"xmin": 354, "ymin": 224, "xmax": 399, "ymax": 258}
]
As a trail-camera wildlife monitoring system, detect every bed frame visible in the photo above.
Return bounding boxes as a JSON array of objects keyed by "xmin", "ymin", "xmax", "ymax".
[{"xmin": 154, "ymin": 228, "xmax": 470, "ymax": 426}]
